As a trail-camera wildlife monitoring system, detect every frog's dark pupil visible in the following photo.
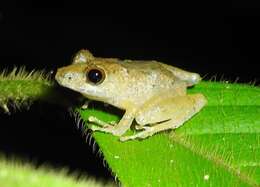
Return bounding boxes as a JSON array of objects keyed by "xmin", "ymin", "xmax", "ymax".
[{"xmin": 87, "ymin": 69, "xmax": 103, "ymax": 84}]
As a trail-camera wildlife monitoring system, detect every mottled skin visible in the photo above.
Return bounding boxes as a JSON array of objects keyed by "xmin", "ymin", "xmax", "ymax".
[{"xmin": 55, "ymin": 49, "xmax": 207, "ymax": 141}]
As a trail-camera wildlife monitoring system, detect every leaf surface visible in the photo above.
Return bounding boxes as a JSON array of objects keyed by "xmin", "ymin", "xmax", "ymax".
[{"xmin": 79, "ymin": 81, "xmax": 260, "ymax": 187}]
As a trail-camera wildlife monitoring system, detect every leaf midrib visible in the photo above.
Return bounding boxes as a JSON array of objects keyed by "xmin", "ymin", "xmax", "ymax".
[{"xmin": 171, "ymin": 133, "xmax": 258, "ymax": 187}]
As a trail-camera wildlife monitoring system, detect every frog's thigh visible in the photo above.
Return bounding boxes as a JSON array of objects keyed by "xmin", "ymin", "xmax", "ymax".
[
  {"xmin": 123, "ymin": 94, "xmax": 207, "ymax": 141},
  {"xmin": 136, "ymin": 93, "xmax": 206, "ymax": 126}
]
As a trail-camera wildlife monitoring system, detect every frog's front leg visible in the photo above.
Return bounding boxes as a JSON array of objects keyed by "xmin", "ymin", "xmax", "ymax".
[
  {"xmin": 89, "ymin": 109, "xmax": 135, "ymax": 136},
  {"xmin": 81, "ymin": 100, "xmax": 91, "ymax": 109},
  {"xmin": 120, "ymin": 94, "xmax": 207, "ymax": 141},
  {"xmin": 88, "ymin": 116, "xmax": 114, "ymax": 128}
]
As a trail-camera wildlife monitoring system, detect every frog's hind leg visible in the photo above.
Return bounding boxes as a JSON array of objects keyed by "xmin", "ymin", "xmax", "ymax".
[
  {"xmin": 120, "ymin": 120, "xmax": 173, "ymax": 141},
  {"xmin": 120, "ymin": 94, "xmax": 207, "ymax": 141}
]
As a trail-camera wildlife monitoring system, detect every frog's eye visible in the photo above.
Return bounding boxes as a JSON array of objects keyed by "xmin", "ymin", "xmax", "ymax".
[{"xmin": 86, "ymin": 68, "xmax": 105, "ymax": 85}]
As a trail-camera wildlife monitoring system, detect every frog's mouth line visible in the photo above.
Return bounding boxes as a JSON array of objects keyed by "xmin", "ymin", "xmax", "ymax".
[{"xmin": 77, "ymin": 87, "xmax": 109, "ymax": 102}]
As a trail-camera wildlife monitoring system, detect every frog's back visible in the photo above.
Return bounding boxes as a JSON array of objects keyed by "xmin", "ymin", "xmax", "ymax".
[
  {"xmin": 159, "ymin": 62, "xmax": 201, "ymax": 86},
  {"xmin": 120, "ymin": 60, "xmax": 175, "ymax": 78},
  {"xmin": 120, "ymin": 60, "xmax": 201, "ymax": 86}
]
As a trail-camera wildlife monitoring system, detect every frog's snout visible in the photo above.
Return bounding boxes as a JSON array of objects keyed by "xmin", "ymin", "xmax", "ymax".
[
  {"xmin": 55, "ymin": 66, "xmax": 84, "ymax": 89},
  {"xmin": 55, "ymin": 67, "xmax": 70, "ymax": 85},
  {"xmin": 54, "ymin": 68, "xmax": 63, "ymax": 83}
]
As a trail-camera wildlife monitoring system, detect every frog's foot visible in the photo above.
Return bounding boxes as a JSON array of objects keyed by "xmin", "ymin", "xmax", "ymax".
[
  {"xmin": 89, "ymin": 118, "xmax": 132, "ymax": 137},
  {"xmin": 88, "ymin": 116, "xmax": 122, "ymax": 135},
  {"xmin": 89, "ymin": 109, "xmax": 135, "ymax": 137},
  {"xmin": 88, "ymin": 116, "xmax": 115, "ymax": 128},
  {"xmin": 135, "ymin": 125, "xmax": 146, "ymax": 130},
  {"xmin": 90, "ymin": 125, "xmax": 116, "ymax": 134},
  {"xmin": 120, "ymin": 126, "xmax": 155, "ymax": 141}
]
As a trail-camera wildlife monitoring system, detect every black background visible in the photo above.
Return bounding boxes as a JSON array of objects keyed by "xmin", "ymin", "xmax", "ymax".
[{"xmin": 0, "ymin": 1, "xmax": 259, "ymax": 182}]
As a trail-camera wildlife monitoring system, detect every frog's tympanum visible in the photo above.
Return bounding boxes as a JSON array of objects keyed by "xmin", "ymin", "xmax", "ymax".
[{"xmin": 55, "ymin": 49, "xmax": 207, "ymax": 141}]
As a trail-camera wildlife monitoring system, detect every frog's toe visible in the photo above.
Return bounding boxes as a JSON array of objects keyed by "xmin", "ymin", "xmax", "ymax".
[
  {"xmin": 120, "ymin": 135, "xmax": 135, "ymax": 141},
  {"xmin": 89, "ymin": 125, "xmax": 124, "ymax": 137},
  {"xmin": 89, "ymin": 125, "xmax": 114, "ymax": 134},
  {"xmin": 135, "ymin": 125, "xmax": 145, "ymax": 130},
  {"xmin": 81, "ymin": 100, "xmax": 91, "ymax": 109},
  {"xmin": 120, "ymin": 134, "xmax": 145, "ymax": 141},
  {"xmin": 88, "ymin": 116, "xmax": 114, "ymax": 128},
  {"xmin": 120, "ymin": 127, "xmax": 155, "ymax": 141}
]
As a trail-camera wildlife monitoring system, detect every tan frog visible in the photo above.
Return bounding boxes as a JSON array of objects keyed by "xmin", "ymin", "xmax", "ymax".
[{"xmin": 55, "ymin": 49, "xmax": 207, "ymax": 141}]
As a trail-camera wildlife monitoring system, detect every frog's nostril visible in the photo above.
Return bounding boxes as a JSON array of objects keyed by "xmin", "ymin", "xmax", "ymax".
[{"xmin": 63, "ymin": 72, "xmax": 74, "ymax": 81}]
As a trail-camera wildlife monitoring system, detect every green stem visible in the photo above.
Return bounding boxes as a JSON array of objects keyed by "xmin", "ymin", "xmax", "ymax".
[
  {"xmin": 0, "ymin": 67, "xmax": 72, "ymax": 113},
  {"xmin": 0, "ymin": 67, "xmax": 53, "ymax": 113}
]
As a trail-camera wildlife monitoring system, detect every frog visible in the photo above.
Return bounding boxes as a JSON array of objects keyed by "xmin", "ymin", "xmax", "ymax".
[{"xmin": 55, "ymin": 49, "xmax": 207, "ymax": 141}]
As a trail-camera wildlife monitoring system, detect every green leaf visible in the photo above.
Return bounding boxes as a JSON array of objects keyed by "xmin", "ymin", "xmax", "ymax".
[{"xmin": 78, "ymin": 81, "xmax": 260, "ymax": 187}]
